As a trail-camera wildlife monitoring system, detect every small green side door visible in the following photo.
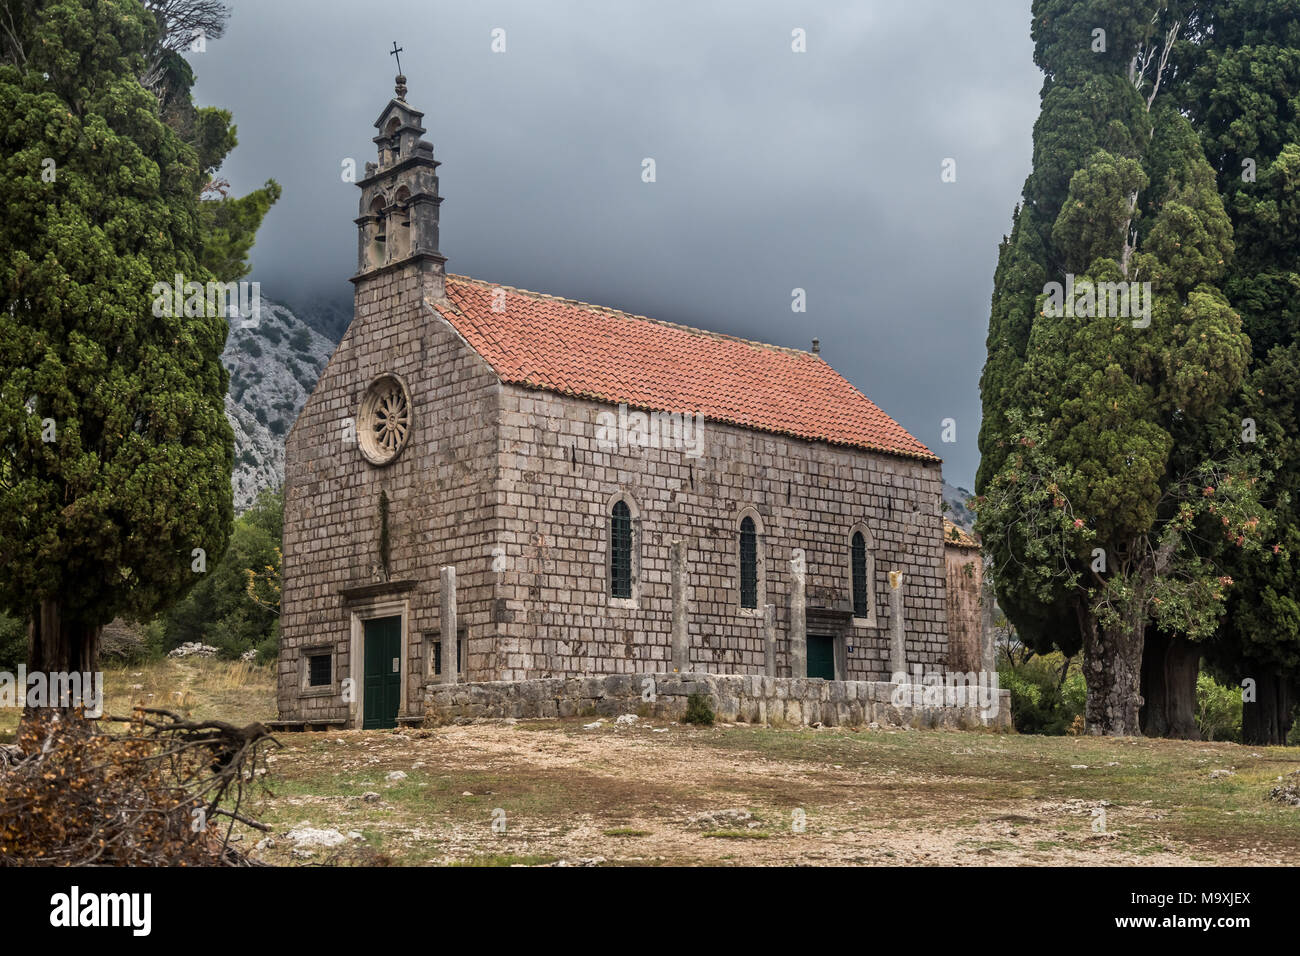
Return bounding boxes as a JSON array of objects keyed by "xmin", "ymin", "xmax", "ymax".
[
  {"xmin": 363, "ymin": 616, "xmax": 402, "ymax": 729},
  {"xmin": 807, "ymin": 635, "xmax": 836, "ymax": 680}
]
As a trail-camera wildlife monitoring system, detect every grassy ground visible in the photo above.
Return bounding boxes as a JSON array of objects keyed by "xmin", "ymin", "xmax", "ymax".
[
  {"xmin": 5, "ymin": 660, "xmax": 1298, "ymax": 865},
  {"xmin": 0, "ymin": 656, "xmax": 277, "ymax": 740},
  {"xmin": 243, "ymin": 718, "xmax": 1300, "ymax": 866}
]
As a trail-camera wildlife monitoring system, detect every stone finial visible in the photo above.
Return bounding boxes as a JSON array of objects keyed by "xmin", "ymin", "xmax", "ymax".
[
  {"xmin": 811, "ymin": 338, "xmax": 820, "ymax": 354},
  {"xmin": 395, "ymin": 74, "xmax": 407, "ymax": 101}
]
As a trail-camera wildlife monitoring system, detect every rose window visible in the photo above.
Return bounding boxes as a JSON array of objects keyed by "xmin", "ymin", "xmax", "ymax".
[{"xmin": 358, "ymin": 375, "xmax": 411, "ymax": 465}]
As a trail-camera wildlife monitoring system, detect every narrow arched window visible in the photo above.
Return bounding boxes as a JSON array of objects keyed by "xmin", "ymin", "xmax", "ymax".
[
  {"xmin": 739, "ymin": 516, "xmax": 758, "ymax": 609},
  {"xmin": 610, "ymin": 500, "xmax": 633, "ymax": 599},
  {"xmin": 851, "ymin": 531, "xmax": 868, "ymax": 617}
]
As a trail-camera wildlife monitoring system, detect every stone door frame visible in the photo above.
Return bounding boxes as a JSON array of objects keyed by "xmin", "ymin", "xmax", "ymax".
[
  {"xmin": 347, "ymin": 596, "xmax": 412, "ymax": 728},
  {"xmin": 805, "ymin": 606, "xmax": 852, "ymax": 680}
]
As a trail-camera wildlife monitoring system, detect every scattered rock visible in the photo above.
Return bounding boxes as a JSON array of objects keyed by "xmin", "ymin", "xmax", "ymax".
[
  {"xmin": 462, "ymin": 791, "xmax": 473, "ymax": 796},
  {"xmin": 615, "ymin": 714, "xmax": 639, "ymax": 726},
  {"xmin": 286, "ymin": 826, "xmax": 348, "ymax": 848},
  {"xmin": 239, "ymin": 649, "xmax": 257, "ymax": 662},
  {"xmin": 254, "ymin": 837, "xmax": 275, "ymax": 851},
  {"xmin": 362, "ymin": 792, "xmax": 381, "ymax": 803},
  {"xmin": 545, "ymin": 856, "xmax": 606, "ymax": 867},
  {"xmin": 1209, "ymin": 769, "xmax": 1236, "ymax": 780},
  {"xmin": 1269, "ymin": 771, "xmax": 1300, "ymax": 807},
  {"xmin": 686, "ymin": 808, "xmax": 754, "ymax": 829},
  {"xmin": 167, "ymin": 642, "xmax": 218, "ymax": 659},
  {"xmin": 583, "ymin": 720, "xmax": 603, "ymax": 730},
  {"xmin": 385, "ymin": 770, "xmax": 407, "ymax": 782}
]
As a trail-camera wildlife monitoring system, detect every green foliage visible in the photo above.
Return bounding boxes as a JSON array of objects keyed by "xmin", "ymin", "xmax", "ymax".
[
  {"xmin": 682, "ymin": 693, "xmax": 715, "ymax": 726},
  {"xmin": 0, "ymin": 614, "xmax": 27, "ymax": 672},
  {"xmin": 999, "ymin": 652, "xmax": 1086, "ymax": 735},
  {"xmin": 160, "ymin": 488, "xmax": 281, "ymax": 660},
  {"xmin": 288, "ymin": 327, "xmax": 312, "ymax": 352},
  {"xmin": 1195, "ymin": 673, "xmax": 1243, "ymax": 742},
  {"xmin": 1172, "ymin": 0, "xmax": 1300, "ymax": 722},
  {"xmin": 977, "ymin": 2, "xmax": 1270, "ymax": 733},
  {"xmin": 0, "ymin": 0, "xmax": 234, "ymax": 633}
]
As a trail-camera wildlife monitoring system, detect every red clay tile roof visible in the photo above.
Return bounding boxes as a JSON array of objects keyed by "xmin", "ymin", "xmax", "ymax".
[
  {"xmin": 431, "ymin": 275, "xmax": 939, "ymax": 462},
  {"xmin": 943, "ymin": 519, "xmax": 979, "ymax": 549}
]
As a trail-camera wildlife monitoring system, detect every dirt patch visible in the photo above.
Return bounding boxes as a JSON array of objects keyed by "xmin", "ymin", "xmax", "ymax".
[{"xmin": 238, "ymin": 718, "xmax": 1300, "ymax": 866}]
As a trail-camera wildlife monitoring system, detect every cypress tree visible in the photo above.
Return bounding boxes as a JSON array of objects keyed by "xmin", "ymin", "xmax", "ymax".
[
  {"xmin": 976, "ymin": 0, "xmax": 1263, "ymax": 735},
  {"xmin": 0, "ymin": 0, "xmax": 264, "ymax": 676},
  {"xmin": 1174, "ymin": 0, "xmax": 1300, "ymax": 743}
]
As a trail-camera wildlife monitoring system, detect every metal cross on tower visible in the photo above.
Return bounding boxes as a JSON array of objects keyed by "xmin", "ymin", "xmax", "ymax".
[{"xmin": 389, "ymin": 41, "xmax": 403, "ymax": 75}]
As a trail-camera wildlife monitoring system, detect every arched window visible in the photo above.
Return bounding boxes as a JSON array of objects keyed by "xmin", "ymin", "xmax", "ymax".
[
  {"xmin": 610, "ymin": 500, "xmax": 633, "ymax": 599},
  {"xmin": 739, "ymin": 516, "xmax": 758, "ymax": 609},
  {"xmin": 851, "ymin": 531, "xmax": 869, "ymax": 617}
]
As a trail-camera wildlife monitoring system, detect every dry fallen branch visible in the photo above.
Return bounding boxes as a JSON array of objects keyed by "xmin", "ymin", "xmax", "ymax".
[{"xmin": 0, "ymin": 707, "xmax": 279, "ymax": 866}]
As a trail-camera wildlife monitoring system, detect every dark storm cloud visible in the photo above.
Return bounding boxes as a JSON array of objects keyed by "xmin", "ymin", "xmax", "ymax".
[{"xmin": 192, "ymin": 0, "xmax": 1041, "ymax": 488}]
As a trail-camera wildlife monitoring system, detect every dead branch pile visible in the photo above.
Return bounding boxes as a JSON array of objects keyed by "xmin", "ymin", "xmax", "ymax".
[{"xmin": 0, "ymin": 707, "xmax": 279, "ymax": 865}]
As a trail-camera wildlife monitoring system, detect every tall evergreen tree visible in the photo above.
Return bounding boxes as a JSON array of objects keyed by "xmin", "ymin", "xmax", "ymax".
[
  {"xmin": 976, "ymin": 0, "xmax": 1264, "ymax": 735},
  {"xmin": 0, "ymin": 0, "xmax": 270, "ymax": 675},
  {"xmin": 1173, "ymin": 0, "xmax": 1300, "ymax": 743}
]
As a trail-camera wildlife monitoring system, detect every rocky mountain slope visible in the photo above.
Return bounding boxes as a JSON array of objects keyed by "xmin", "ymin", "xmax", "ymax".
[
  {"xmin": 942, "ymin": 481, "xmax": 976, "ymax": 532},
  {"xmin": 222, "ymin": 300, "xmax": 338, "ymax": 511}
]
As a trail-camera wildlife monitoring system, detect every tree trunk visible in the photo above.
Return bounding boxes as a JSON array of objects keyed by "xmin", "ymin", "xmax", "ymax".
[
  {"xmin": 1082, "ymin": 608, "xmax": 1145, "ymax": 736},
  {"xmin": 28, "ymin": 597, "xmax": 101, "ymax": 675},
  {"xmin": 1243, "ymin": 674, "xmax": 1294, "ymax": 746},
  {"xmin": 1140, "ymin": 631, "xmax": 1201, "ymax": 739},
  {"xmin": 20, "ymin": 597, "xmax": 101, "ymax": 731}
]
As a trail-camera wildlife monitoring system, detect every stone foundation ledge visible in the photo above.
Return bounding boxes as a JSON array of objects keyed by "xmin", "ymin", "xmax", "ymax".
[{"xmin": 423, "ymin": 673, "xmax": 1012, "ymax": 731}]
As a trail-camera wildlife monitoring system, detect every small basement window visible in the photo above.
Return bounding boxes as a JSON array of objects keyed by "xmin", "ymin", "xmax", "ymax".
[
  {"xmin": 430, "ymin": 631, "xmax": 465, "ymax": 676},
  {"xmin": 308, "ymin": 653, "xmax": 332, "ymax": 687}
]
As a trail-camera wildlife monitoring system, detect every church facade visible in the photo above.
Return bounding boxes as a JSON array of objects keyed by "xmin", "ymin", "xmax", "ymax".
[{"xmin": 276, "ymin": 82, "xmax": 955, "ymax": 729}]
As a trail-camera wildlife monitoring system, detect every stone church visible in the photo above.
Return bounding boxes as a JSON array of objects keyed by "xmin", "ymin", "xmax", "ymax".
[{"xmin": 276, "ymin": 79, "xmax": 974, "ymax": 730}]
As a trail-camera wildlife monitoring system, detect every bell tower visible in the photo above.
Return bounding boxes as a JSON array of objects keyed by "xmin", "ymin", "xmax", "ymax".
[{"xmin": 353, "ymin": 73, "xmax": 446, "ymax": 296}]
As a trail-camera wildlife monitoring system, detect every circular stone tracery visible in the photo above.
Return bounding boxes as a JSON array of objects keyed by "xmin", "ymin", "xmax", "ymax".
[{"xmin": 358, "ymin": 374, "xmax": 411, "ymax": 465}]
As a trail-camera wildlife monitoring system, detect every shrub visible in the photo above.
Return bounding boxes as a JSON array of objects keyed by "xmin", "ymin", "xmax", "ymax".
[
  {"xmin": 1195, "ymin": 673, "xmax": 1242, "ymax": 742},
  {"xmin": 1000, "ymin": 652, "xmax": 1084, "ymax": 735},
  {"xmin": 0, "ymin": 614, "xmax": 27, "ymax": 671},
  {"xmin": 682, "ymin": 692, "xmax": 715, "ymax": 725}
]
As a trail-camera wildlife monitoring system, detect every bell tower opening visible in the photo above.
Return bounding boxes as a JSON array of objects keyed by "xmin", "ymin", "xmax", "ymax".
[{"xmin": 352, "ymin": 71, "xmax": 446, "ymax": 297}]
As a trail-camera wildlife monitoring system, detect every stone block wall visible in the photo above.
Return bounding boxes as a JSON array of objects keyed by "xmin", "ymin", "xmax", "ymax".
[
  {"xmin": 488, "ymin": 385, "xmax": 947, "ymax": 682},
  {"xmin": 423, "ymin": 672, "xmax": 1012, "ymax": 731},
  {"xmin": 944, "ymin": 541, "xmax": 984, "ymax": 674},
  {"xmin": 278, "ymin": 264, "xmax": 502, "ymax": 724}
]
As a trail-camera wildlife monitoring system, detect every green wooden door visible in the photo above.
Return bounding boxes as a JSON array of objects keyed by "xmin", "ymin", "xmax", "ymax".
[
  {"xmin": 363, "ymin": 616, "xmax": 402, "ymax": 729},
  {"xmin": 807, "ymin": 635, "xmax": 836, "ymax": 680}
]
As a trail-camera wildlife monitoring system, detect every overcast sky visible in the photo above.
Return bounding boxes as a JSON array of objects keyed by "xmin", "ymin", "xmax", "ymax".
[{"xmin": 192, "ymin": 0, "xmax": 1041, "ymax": 489}]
